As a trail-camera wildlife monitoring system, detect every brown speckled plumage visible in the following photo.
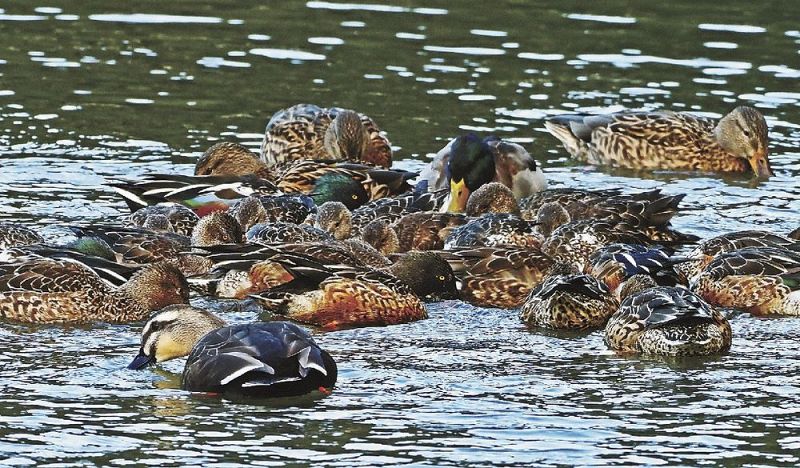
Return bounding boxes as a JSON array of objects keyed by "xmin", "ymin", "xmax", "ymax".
[
  {"xmin": 260, "ymin": 104, "xmax": 392, "ymax": 168},
  {"xmin": 676, "ymin": 230, "xmax": 797, "ymax": 283},
  {"xmin": 520, "ymin": 273, "xmax": 618, "ymax": 329},
  {"xmin": 195, "ymin": 142, "xmax": 275, "ymax": 181},
  {"xmin": 605, "ymin": 277, "xmax": 731, "ymax": 355},
  {"xmin": 0, "ymin": 223, "xmax": 44, "ymax": 249},
  {"xmin": 0, "ymin": 259, "xmax": 189, "ymax": 323},
  {"xmin": 277, "ymin": 160, "xmax": 414, "ymax": 202},
  {"xmin": 392, "ymin": 212, "xmax": 468, "ymax": 252},
  {"xmin": 545, "ymin": 106, "xmax": 771, "ymax": 176},
  {"xmin": 441, "ymin": 247, "xmax": 554, "ymax": 309},
  {"xmin": 691, "ymin": 246, "xmax": 800, "ymax": 315}
]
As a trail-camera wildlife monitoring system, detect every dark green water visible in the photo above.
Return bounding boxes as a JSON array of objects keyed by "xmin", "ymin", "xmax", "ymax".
[{"xmin": 1, "ymin": 1, "xmax": 799, "ymax": 466}]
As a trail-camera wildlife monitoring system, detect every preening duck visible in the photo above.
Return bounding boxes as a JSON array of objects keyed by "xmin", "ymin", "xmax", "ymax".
[
  {"xmin": 544, "ymin": 106, "xmax": 772, "ymax": 177},
  {"xmin": 519, "ymin": 263, "xmax": 618, "ymax": 329},
  {"xmin": 128, "ymin": 305, "xmax": 337, "ymax": 398},
  {"xmin": 605, "ymin": 275, "xmax": 732, "ymax": 356},
  {"xmin": 260, "ymin": 103, "xmax": 392, "ymax": 168},
  {"xmin": 691, "ymin": 246, "xmax": 800, "ymax": 316}
]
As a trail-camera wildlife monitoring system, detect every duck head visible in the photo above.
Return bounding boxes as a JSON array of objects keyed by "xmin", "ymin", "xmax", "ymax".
[
  {"xmin": 715, "ymin": 106, "xmax": 772, "ymax": 178},
  {"xmin": 446, "ymin": 133, "xmax": 495, "ymax": 213},
  {"xmin": 192, "ymin": 211, "xmax": 244, "ymax": 246},
  {"xmin": 195, "ymin": 142, "xmax": 272, "ymax": 179},
  {"xmin": 390, "ymin": 251, "xmax": 459, "ymax": 301},
  {"xmin": 121, "ymin": 262, "xmax": 191, "ymax": 313},
  {"xmin": 465, "ymin": 182, "xmax": 520, "ymax": 216},
  {"xmin": 314, "ymin": 201, "xmax": 353, "ymax": 240},
  {"xmin": 128, "ymin": 305, "xmax": 225, "ymax": 369},
  {"xmin": 311, "ymin": 173, "xmax": 370, "ymax": 210},
  {"xmin": 324, "ymin": 110, "xmax": 371, "ymax": 162}
]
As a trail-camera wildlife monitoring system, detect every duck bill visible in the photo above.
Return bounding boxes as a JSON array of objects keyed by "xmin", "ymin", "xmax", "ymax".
[
  {"xmin": 447, "ymin": 179, "xmax": 470, "ymax": 213},
  {"xmin": 749, "ymin": 149, "xmax": 773, "ymax": 178},
  {"xmin": 128, "ymin": 349, "xmax": 156, "ymax": 370}
]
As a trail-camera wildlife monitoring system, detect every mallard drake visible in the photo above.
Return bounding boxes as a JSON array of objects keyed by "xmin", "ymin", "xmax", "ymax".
[
  {"xmin": 128, "ymin": 305, "xmax": 337, "ymax": 397},
  {"xmin": 589, "ymin": 243, "xmax": 685, "ymax": 295},
  {"xmin": 261, "ymin": 103, "xmax": 392, "ymax": 168},
  {"xmin": 195, "ymin": 142, "xmax": 275, "ymax": 181},
  {"xmin": 228, "ymin": 195, "xmax": 316, "ymax": 231},
  {"xmin": 0, "ymin": 222, "xmax": 44, "ymax": 249},
  {"xmin": 676, "ymin": 230, "xmax": 798, "ymax": 283},
  {"xmin": 278, "ymin": 160, "xmax": 415, "ymax": 204},
  {"xmin": 420, "ymin": 133, "xmax": 547, "ymax": 213},
  {"xmin": 691, "ymin": 246, "xmax": 800, "ymax": 315},
  {"xmin": 519, "ymin": 264, "xmax": 618, "ymax": 329},
  {"xmin": 440, "ymin": 246, "xmax": 554, "ymax": 309},
  {"xmin": 111, "ymin": 173, "xmax": 281, "ymax": 216},
  {"xmin": 605, "ymin": 275, "xmax": 732, "ymax": 355},
  {"xmin": 544, "ymin": 106, "xmax": 772, "ymax": 177},
  {"xmin": 251, "ymin": 251, "xmax": 458, "ymax": 330},
  {"xmin": 520, "ymin": 188, "xmax": 695, "ymax": 243},
  {"xmin": 0, "ymin": 259, "xmax": 188, "ymax": 323}
]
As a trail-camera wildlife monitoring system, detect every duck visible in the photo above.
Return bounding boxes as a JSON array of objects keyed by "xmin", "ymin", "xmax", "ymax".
[
  {"xmin": 195, "ymin": 141, "xmax": 275, "ymax": 181},
  {"xmin": 247, "ymin": 222, "xmax": 333, "ymax": 244},
  {"xmin": 111, "ymin": 173, "xmax": 281, "ymax": 216},
  {"xmin": 201, "ymin": 242, "xmax": 372, "ymax": 298},
  {"xmin": 313, "ymin": 202, "xmax": 353, "ymax": 241},
  {"xmin": 519, "ymin": 263, "xmax": 619, "ymax": 329},
  {"xmin": 439, "ymin": 246, "xmax": 554, "ymax": 309},
  {"xmin": 691, "ymin": 246, "xmax": 800, "ymax": 315},
  {"xmin": 790, "ymin": 227, "xmax": 800, "ymax": 240},
  {"xmin": 277, "ymin": 160, "xmax": 415, "ymax": 203},
  {"xmin": 250, "ymin": 251, "xmax": 459, "ymax": 330},
  {"xmin": 0, "ymin": 222, "xmax": 44, "ymax": 249},
  {"xmin": 228, "ymin": 195, "xmax": 317, "ymax": 232},
  {"xmin": 675, "ymin": 230, "xmax": 798, "ymax": 283},
  {"xmin": 420, "ymin": 133, "xmax": 547, "ymax": 213},
  {"xmin": 605, "ymin": 275, "xmax": 732, "ymax": 355},
  {"xmin": 0, "ymin": 259, "xmax": 189, "ymax": 323},
  {"xmin": 70, "ymin": 212, "xmax": 243, "ymax": 265},
  {"xmin": 519, "ymin": 188, "xmax": 695, "ymax": 243},
  {"xmin": 537, "ymin": 203, "xmax": 654, "ymax": 272},
  {"xmin": 349, "ymin": 188, "xmax": 449, "ymax": 236},
  {"xmin": 128, "ymin": 305, "xmax": 337, "ymax": 397},
  {"xmin": 260, "ymin": 103, "xmax": 392, "ymax": 169},
  {"xmin": 589, "ymin": 243, "xmax": 685, "ymax": 295},
  {"xmin": 544, "ymin": 106, "xmax": 772, "ymax": 177}
]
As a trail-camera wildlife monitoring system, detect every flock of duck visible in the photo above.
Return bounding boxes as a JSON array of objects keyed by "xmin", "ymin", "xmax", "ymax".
[{"xmin": 1, "ymin": 103, "xmax": 798, "ymax": 399}]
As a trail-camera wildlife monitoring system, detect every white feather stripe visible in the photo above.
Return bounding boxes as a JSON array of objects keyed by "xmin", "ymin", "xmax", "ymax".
[
  {"xmin": 111, "ymin": 186, "xmax": 149, "ymax": 208},
  {"xmin": 218, "ymin": 352, "xmax": 275, "ymax": 385}
]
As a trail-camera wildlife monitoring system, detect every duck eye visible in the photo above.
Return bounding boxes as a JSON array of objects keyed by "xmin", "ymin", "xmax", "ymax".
[
  {"xmin": 351, "ymin": 194, "xmax": 359, "ymax": 200},
  {"xmin": 743, "ymin": 130, "xmax": 751, "ymax": 137},
  {"xmin": 438, "ymin": 275, "xmax": 446, "ymax": 281}
]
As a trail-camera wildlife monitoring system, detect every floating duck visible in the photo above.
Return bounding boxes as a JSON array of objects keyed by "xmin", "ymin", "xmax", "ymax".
[
  {"xmin": 605, "ymin": 275, "xmax": 732, "ymax": 355},
  {"xmin": 128, "ymin": 305, "xmax": 337, "ymax": 398},
  {"xmin": 261, "ymin": 103, "xmax": 392, "ymax": 168},
  {"xmin": 0, "ymin": 259, "xmax": 188, "ymax": 323},
  {"xmin": 691, "ymin": 246, "xmax": 800, "ymax": 315},
  {"xmin": 520, "ymin": 263, "xmax": 618, "ymax": 329},
  {"xmin": 544, "ymin": 106, "xmax": 772, "ymax": 177}
]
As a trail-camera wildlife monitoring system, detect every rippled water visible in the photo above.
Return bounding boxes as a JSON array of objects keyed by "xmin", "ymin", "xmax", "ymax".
[{"xmin": 1, "ymin": 1, "xmax": 799, "ymax": 466}]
